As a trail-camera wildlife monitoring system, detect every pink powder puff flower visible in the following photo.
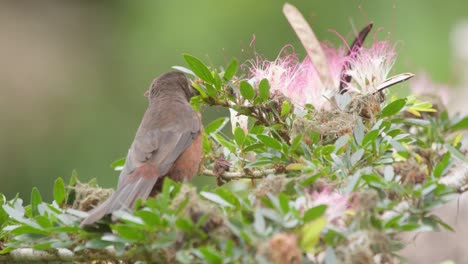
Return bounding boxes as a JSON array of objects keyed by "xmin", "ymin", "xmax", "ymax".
[
  {"xmin": 294, "ymin": 187, "xmax": 355, "ymax": 229},
  {"xmin": 248, "ymin": 39, "xmax": 399, "ymax": 110},
  {"xmin": 248, "ymin": 45, "xmax": 346, "ymax": 110},
  {"xmin": 344, "ymin": 41, "xmax": 397, "ymax": 94}
]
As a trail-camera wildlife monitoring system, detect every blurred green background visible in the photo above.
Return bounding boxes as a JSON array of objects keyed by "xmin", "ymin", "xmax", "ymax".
[{"xmin": 1, "ymin": 0, "xmax": 466, "ymax": 200}]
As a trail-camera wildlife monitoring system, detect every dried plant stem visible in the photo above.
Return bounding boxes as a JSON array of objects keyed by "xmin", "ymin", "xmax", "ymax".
[
  {"xmin": 0, "ymin": 248, "xmax": 118, "ymax": 262},
  {"xmin": 201, "ymin": 168, "xmax": 280, "ymax": 180}
]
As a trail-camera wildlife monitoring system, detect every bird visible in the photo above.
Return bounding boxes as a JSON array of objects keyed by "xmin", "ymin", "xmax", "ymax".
[{"xmin": 81, "ymin": 71, "xmax": 203, "ymax": 226}]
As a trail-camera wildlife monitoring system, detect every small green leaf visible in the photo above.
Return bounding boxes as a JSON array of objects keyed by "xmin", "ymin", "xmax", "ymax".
[
  {"xmin": 245, "ymin": 159, "xmax": 274, "ymax": 168},
  {"xmin": 334, "ymin": 135, "xmax": 349, "ymax": 152},
  {"xmin": 111, "ymin": 157, "xmax": 126, "ymax": 171},
  {"xmin": 381, "ymin": 98, "xmax": 407, "ymax": 117},
  {"xmin": 204, "ymin": 84, "xmax": 218, "ymax": 97},
  {"xmin": 176, "ymin": 218, "xmax": 194, "ymax": 231},
  {"xmin": 213, "ymin": 71, "xmax": 222, "ymax": 90},
  {"xmin": 0, "ymin": 194, "xmax": 8, "ymax": 225},
  {"xmin": 30, "ymin": 187, "xmax": 42, "ymax": 217},
  {"xmin": 286, "ymin": 163, "xmax": 305, "ymax": 171},
  {"xmin": 53, "ymin": 177, "xmax": 66, "ymax": 206},
  {"xmin": 433, "ymin": 152, "xmax": 451, "ymax": 178},
  {"xmin": 281, "ymin": 100, "xmax": 292, "ymax": 117},
  {"xmin": 258, "ymin": 79, "xmax": 270, "ymax": 102},
  {"xmin": 243, "ymin": 143, "xmax": 264, "ymax": 152},
  {"xmin": 278, "ymin": 193, "xmax": 290, "ymax": 213},
  {"xmin": 362, "ymin": 130, "xmax": 379, "ymax": 146},
  {"xmin": 183, "ymin": 54, "xmax": 214, "ymax": 83},
  {"xmin": 354, "ymin": 118, "xmax": 365, "ymax": 145},
  {"xmin": 350, "ymin": 149, "xmax": 364, "ymax": 166},
  {"xmin": 445, "ymin": 144, "xmax": 467, "ymax": 162},
  {"xmin": 111, "ymin": 225, "xmax": 146, "ymax": 241},
  {"xmin": 257, "ymin": 135, "xmax": 282, "ymax": 150},
  {"xmin": 215, "ymin": 189, "xmax": 240, "ymax": 208},
  {"xmin": 234, "ymin": 126, "xmax": 246, "ymax": 146},
  {"xmin": 198, "ymin": 247, "xmax": 223, "ymax": 264},
  {"xmin": 205, "ymin": 117, "xmax": 229, "ymax": 134},
  {"xmin": 200, "ymin": 192, "xmax": 234, "ymax": 208},
  {"xmin": 253, "ymin": 210, "xmax": 266, "ymax": 234},
  {"xmin": 239, "ymin": 81, "xmax": 255, "ymax": 101},
  {"xmin": 303, "ymin": 205, "xmax": 327, "ymax": 222},
  {"xmin": 68, "ymin": 170, "xmax": 79, "ymax": 187},
  {"xmin": 300, "ymin": 217, "xmax": 327, "ymax": 252},
  {"xmin": 451, "ymin": 116, "xmax": 468, "ymax": 131},
  {"xmin": 224, "ymin": 59, "xmax": 238, "ymax": 81}
]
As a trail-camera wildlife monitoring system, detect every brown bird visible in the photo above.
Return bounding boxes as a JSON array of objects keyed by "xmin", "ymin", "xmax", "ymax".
[{"xmin": 81, "ymin": 71, "xmax": 202, "ymax": 226}]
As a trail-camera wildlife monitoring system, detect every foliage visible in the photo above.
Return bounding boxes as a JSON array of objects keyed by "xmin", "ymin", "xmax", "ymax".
[{"xmin": 1, "ymin": 5, "xmax": 467, "ymax": 264}]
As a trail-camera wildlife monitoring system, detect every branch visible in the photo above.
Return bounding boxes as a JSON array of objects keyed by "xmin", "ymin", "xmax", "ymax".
[
  {"xmin": 0, "ymin": 248, "xmax": 118, "ymax": 263},
  {"xmin": 201, "ymin": 168, "xmax": 281, "ymax": 180}
]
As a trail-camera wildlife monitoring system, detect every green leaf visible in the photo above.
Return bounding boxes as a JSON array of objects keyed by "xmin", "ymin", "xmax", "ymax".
[
  {"xmin": 239, "ymin": 81, "xmax": 255, "ymax": 101},
  {"xmin": 253, "ymin": 210, "xmax": 266, "ymax": 234},
  {"xmin": 245, "ymin": 159, "xmax": 274, "ymax": 168},
  {"xmin": 445, "ymin": 144, "xmax": 467, "ymax": 162},
  {"xmin": 334, "ymin": 135, "xmax": 349, "ymax": 153},
  {"xmin": 300, "ymin": 217, "xmax": 327, "ymax": 252},
  {"xmin": 111, "ymin": 157, "xmax": 126, "ymax": 171},
  {"xmin": 362, "ymin": 130, "xmax": 379, "ymax": 146},
  {"xmin": 433, "ymin": 152, "xmax": 451, "ymax": 178},
  {"xmin": 451, "ymin": 116, "xmax": 468, "ymax": 131},
  {"xmin": 53, "ymin": 177, "xmax": 66, "ymax": 206},
  {"xmin": 205, "ymin": 117, "xmax": 229, "ymax": 134},
  {"xmin": 224, "ymin": 59, "xmax": 238, "ymax": 81},
  {"xmin": 0, "ymin": 194, "xmax": 8, "ymax": 225},
  {"xmin": 213, "ymin": 71, "xmax": 222, "ymax": 90},
  {"xmin": 183, "ymin": 54, "xmax": 214, "ymax": 83},
  {"xmin": 301, "ymin": 173, "xmax": 321, "ymax": 186},
  {"xmin": 234, "ymin": 126, "xmax": 246, "ymax": 146},
  {"xmin": 198, "ymin": 247, "xmax": 223, "ymax": 264},
  {"xmin": 381, "ymin": 98, "xmax": 407, "ymax": 117},
  {"xmin": 303, "ymin": 205, "xmax": 327, "ymax": 222},
  {"xmin": 286, "ymin": 163, "xmax": 305, "ymax": 171},
  {"xmin": 214, "ymin": 189, "xmax": 240, "ymax": 208},
  {"xmin": 172, "ymin": 66, "xmax": 194, "ymax": 75},
  {"xmin": 243, "ymin": 143, "xmax": 264, "ymax": 152},
  {"xmin": 111, "ymin": 225, "xmax": 146, "ymax": 241},
  {"xmin": 350, "ymin": 149, "xmax": 364, "ymax": 166},
  {"xmin": 84, "ymin": 239, "xmax": 115, "ymax": 249},
  {"xmin": 214, "ymin": 134, "xmax": 236, "ymax": 153},
  {"xmin": 200, "ymin": 191, "xmax": 234, "ymax": 208},
  {"xmin": 30, "ymin": 187, "xmax": 42, "ymax": 217},
  {"xmin": 258, "ymin": 79, "xmax": 270, "ymax": 103},
  {"xmin": 281, "ymin": 100, "xmax": 292, "ymax": 117},
  {"xmin": 176, "ymin": 218, "xmax": 194, "ymax": 231},
  {"xmin": 257, "ymin": 135, "xmax": 282, "ymax": 150},
  {"xmin": 191, "ymin": 83, "xmax": 208, "ymax": 98},
  {"xmin": 278, "ymin": 193, "xmax": 290, "ymax": 214},
  {"xmin": 353, "ymin": 118, "xmax": 365, "ymax": 145},
  {"xmin": 69, "ymin": 170, "xmax": 79, "ymax": 186},
  {"xmin": 204, "ymin": 84, "xmax": 218, "ymax": 97}
]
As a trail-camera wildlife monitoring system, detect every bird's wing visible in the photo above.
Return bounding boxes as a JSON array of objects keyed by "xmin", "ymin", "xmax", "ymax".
[{"xmin": 81, "ymin": 102, "xmax": 201, "ymax": 226}]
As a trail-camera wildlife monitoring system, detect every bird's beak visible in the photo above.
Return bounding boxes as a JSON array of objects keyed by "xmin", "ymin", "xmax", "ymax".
[{"xmin": 144, "ymin": 90, "xmax": 150, "ymax": 98}]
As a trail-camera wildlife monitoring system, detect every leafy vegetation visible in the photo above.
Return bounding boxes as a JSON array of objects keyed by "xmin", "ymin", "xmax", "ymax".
[{"xmin": 1, "ymin": 5, "xmax": 467, "ymax": 263}]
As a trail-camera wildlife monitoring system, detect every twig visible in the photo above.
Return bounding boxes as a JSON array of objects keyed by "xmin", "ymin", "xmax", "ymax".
[
  {"xmin": 0, "ymin": 248, "xmax": 118, "ymax": 263},
  {"xmin": 201, "ymin": 168, "xmax": 279, "ymax": 180}
]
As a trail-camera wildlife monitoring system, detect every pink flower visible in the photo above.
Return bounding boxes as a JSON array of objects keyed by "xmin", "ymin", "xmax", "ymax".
[
  {"xmin": 248, "ymin": 39, "xmax": 399, "ymax": 110},
  {"xmin": 344, "ymin": 41, "xmax": 397, "ymax": 94},
  {"xmin": 294, "ymin": 187, "xmax": 355, "ymax": 228}
]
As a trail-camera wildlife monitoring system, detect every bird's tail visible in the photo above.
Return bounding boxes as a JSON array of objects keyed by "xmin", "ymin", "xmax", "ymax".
[{"xmin": 80, "ymin": 164, "xmax": 159, "ymax": 227}]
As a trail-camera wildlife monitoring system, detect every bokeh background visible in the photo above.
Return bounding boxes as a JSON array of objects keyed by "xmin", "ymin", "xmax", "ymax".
[{"xmin": 1, "ymin": 0, "xmax": 467, "ymax": 201}]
